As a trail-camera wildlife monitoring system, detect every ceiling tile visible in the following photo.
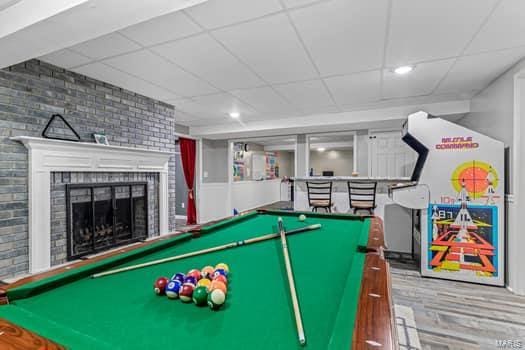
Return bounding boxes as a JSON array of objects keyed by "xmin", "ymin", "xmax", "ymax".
[
  {"xmin": 230, "ymin": 86, "xmax": 299, "ymax": 114},
  {"xmin": 73, "ymin": 62, "xmax": 179, "ymax": 101},
  {"xmin": 152, "ymin": 33, "xmax": 264, "ymax": 90},
  {"xmin": 467, "ymin": 0, "xmax": 525, "ymax": 54},
  {"xmin": 289, "ymin": 0, "xmax": 388, "ymax": 76},
  {"xmin": 437, "ymin": 46, "xmax": 525, "ymax": 94},
  {"xmin": 212, "ymin": 13, "xmax": 317, "ymax": 83},
  {"xmin": 386, "ymin": 0, "xmax": 497, "ymax": 65},
  {"xmin": 69, "ymin": 32, "xmax": 141, "ymax": 60},
  {"xmin": 183, "ymin": 117, "xmax": 235, "ymax": 127},
  {"xmin": 282, "ymin": 0, "xmax": 321, "ymax": 9},
  {"xmin": 39, "ymin": 49, "xmax": 92, "ymax": 69},
  {"xmin": 185, "ymin": 0, "xmax": 282, "ymax": 29},
  {"xmin": 191, "ymin": 92, "xmax": 257, "ymax": 118},
  {"xmin": 324, "ymin": 70, "xmax": 381, "ymax": 106},
  {"xmin": 273, "ymin": 79, "xmax": 334, "ymax": 109},
  {"xmin": 172, "ymin": 98, "xmax": 220, "ymax": 119},
  {"xmin": 102, "ymin": 49, "xmax": 218, "ymax": 97},
  {"xmin": 119, "ymin": 11, "xmax": 202, "ymax": 47},
  {"xmin": 382, "ymin": 59, "xmax": 455, "ymax": 99}
]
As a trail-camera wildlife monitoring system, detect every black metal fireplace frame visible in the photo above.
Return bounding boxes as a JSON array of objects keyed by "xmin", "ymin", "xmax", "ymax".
[{"xmin": 65, "ymin": 181, "xmax": 149, "ymax": 260}]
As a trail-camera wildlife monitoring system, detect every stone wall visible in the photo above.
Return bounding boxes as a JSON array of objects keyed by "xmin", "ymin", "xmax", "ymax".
[{"xmin": 0, "ymin": 59, "xmax": 176, "ymax": 278}]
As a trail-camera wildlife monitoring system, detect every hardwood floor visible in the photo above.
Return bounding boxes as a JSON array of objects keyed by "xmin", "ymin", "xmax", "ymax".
[{"xmin": 390, "ymin": 260, "xmax": 525, "ymax": 349}]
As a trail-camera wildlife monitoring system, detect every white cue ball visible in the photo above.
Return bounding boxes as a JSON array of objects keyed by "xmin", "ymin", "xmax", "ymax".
[{"xmin": 299, "ymin": 214, "xmax": 306, "ymax": 221}]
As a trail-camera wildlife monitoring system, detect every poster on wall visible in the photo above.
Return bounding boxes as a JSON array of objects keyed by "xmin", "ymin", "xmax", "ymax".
[{"xmin": 403, "ymin": 112, "xmax": 505, "ymax": 286}]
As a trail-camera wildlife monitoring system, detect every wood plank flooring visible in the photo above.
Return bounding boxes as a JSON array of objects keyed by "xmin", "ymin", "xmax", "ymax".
[{"xmin": 390, "ymin": 261, "xmax": 525, "ymax": 349}]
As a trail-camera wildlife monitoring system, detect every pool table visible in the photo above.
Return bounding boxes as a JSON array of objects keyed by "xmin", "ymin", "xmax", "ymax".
[{"xmin": 0, "ymin": 210, "xmax": 396, "ymax": 350}]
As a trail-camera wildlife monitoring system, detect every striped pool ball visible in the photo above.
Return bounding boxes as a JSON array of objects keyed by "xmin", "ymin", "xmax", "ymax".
[
  {"xmin": 208, "ymin": 289, "xmax": 226, "ymax": 310},
  {"xmin": 171, "ymin": 273, "xmax": 185, "ymax": 284},
  {"xmin": 153, "ymin": 277, "xmax": 169, "ymax": 295},
  {"xmin": 213, "ymin": 269, "xmax": 227, "ymax": 279},
  {"xmin": 165, "ymin": 280, "xmax": 183, "ymax": 299},
  {"xmin": 183, "ymin": 276, "xmax": 197, "ymax": 287},
  {"xmin": 215, "ymin": 263, "xmax": 230, "ymax": 275},
  {"xmin": 187, "ymin": 269, "xmax": 201, "ymax": 281},
  {"xmin": 201, "ymin": 266, "xmax": 215, "ymax": 279},
  {"xmin": 179, "ymin": 283, "xmax": 194, "ymax": 303}
]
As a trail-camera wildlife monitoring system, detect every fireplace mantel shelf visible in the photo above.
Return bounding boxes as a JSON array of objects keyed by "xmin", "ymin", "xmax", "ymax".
[
  {"xmin": 11, "ymin": 136, "xmax": 172, "ymax": 156},
  {"xmin": 12, "ymin": 136, "xmax": 171, "ymax": 274}
]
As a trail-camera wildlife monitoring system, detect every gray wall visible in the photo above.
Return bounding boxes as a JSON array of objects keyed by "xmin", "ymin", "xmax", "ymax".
[
  {"xmin": 202, "ymin": 139, "xmax": 228, "ymax": 183},
  {"xmin": 457, "ymin": 57, "xmax": 525, "ymax": 192},
  {"xmin": 309, "ymin": 150, "xmax": 354, "ymax": 176},
  {"xmin": 0, "ymin": 59, "xmax": 177, "ymax": 278}
]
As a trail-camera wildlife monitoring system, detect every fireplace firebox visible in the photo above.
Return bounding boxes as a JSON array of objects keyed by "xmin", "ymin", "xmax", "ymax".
[{"xmin": 66, "ymin": 182, "xmax": 148, "ymax": 260}]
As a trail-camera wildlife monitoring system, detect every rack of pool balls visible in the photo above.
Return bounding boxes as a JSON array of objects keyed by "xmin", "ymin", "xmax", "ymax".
[{"xmin": 153, "ymin": 263, "xmax": 229, "ymax": 310}]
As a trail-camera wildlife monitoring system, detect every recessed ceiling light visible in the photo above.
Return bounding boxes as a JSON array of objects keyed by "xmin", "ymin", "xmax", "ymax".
[
  {"xmin": 394, "ymin": 65, "xmax": 413, "ymax": 75},
  {"xmin": 317, "ymin": 147, "xmax": 326, "ymax": 152},
  {"xmin": 229, "ymin": 112, "xmax": 240, "ymax": 119}
]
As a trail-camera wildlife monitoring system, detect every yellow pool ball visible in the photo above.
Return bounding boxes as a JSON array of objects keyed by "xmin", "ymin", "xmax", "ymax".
[{"xmin": 197, "ymin": 278, "xmax": 211, "ymax": 289}]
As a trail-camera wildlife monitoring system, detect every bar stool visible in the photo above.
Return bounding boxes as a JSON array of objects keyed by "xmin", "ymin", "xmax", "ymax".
[
  {"xmin": 347, "ymin": 181, "xmax": 377, "ymax": 215},
  {"xmin": 306, "ymin": 181, "xmax": 333, "ymax": 213}
]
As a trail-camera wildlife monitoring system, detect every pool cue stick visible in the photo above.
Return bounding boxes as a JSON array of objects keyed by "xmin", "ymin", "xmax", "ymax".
[
  {"xmin": 92, "ymin": 223, "xmax": 321, "ymax": 279},
  {"xmin": 278, "ymin": 217, "xmax": 306, "ymax": 346}
]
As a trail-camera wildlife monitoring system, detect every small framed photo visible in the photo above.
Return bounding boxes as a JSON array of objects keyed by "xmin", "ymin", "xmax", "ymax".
[{"xmin": 93, "ymin": 133, "xmax": 109, "ymax": 145}]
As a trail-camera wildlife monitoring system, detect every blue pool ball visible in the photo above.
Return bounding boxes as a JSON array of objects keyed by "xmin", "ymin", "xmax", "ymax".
[
  {"xmin": 299, "ymin": 214, "xmax": 306, "ymax": 221},
  {"xmin": 213, "ymin": 269, "xmax": 227, "ymax": 279},
  {"xmin": 165, "ymin": 280, "xmax": 183, "ymax": 299},
  {"xmin": 171, "ymin": 273, "xmax": 185, "ymax": 284},
  {"xmin": 183, "ymin": 276, "xmax": 197, "ymax": 286}
]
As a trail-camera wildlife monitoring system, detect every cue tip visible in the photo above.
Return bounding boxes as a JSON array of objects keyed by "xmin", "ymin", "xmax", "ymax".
[{"xmin": 299, "ymin": 333, "xmax": 306, "ymax": 346}]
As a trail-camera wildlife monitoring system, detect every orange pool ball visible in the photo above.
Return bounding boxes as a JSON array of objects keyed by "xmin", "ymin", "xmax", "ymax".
[
  {"xmin": 209, "ymin": 280, "xmax": 227, "ymax": 294},
  {"xmin": 213, "ymin": 274, "xmax": 228, "ymax": 285}
]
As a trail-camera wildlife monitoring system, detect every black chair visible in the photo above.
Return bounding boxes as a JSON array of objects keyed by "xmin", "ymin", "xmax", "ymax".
[
  {"xmin": 347, "ymin": 181, "xmax": 377, "ymax": 215},
  {"xmin": 306, "ymin": 181, "xmax": 333, "ymax": 213}
]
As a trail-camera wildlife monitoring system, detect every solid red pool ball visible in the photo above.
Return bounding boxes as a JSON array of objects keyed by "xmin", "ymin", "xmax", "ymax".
[
  {"xmin": 153, "ymin": 277, "xmax": 169, "ymax": 295},
  {"xmin": 187, "ymin": 269, "xmax": 202, "ymax": 281},
  {"xmin": 179, "ymin": 283, "xmax": 195, "ymax": 303},
  {"xmin": 213, "ymin": 274, "xmax": 228, "ymax": 285}
]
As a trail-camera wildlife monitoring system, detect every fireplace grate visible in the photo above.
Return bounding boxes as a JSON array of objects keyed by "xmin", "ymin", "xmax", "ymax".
[{"xmin": 66, "ymin": 182, "xmax": 148, "ymax": 260}]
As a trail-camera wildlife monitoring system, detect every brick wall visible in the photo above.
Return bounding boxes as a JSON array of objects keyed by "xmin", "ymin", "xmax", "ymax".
[{"xmin": 0, "ymin": 59, "xmax": 176, "ymax": 279}]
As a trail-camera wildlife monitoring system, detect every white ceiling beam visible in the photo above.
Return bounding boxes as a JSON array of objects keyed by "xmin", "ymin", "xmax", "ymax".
[
  {"xmin": 190, "ymin": 99, "xmax": 470, "ymax": 139},
  {"xmin": 0, "ymin": 0, "xmax": 209, "ymax": 68}
]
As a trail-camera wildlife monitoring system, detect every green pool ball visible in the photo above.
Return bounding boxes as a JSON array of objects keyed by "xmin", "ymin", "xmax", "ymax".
[
  {"xmin": 192, "ymin": 286, "xmax": 208, "ymax": 306},
  {"xmin": 298, "ymin": 214, "xmax": 306, "ymax": 221}
]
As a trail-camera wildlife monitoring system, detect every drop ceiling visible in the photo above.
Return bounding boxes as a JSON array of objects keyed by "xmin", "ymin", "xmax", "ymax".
[{"xmin": 39, "ymin": 0, "xmax": 525, "ymax": 130}]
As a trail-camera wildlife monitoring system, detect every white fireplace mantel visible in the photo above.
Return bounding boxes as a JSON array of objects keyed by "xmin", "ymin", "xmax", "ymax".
[{"xmin": 11, "ymin": 136, "xmax": 172, "ymax": 273}]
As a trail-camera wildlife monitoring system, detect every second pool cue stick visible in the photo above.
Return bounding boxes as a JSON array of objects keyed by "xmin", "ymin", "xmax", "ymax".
[
  {"xmin": 92, "ymin": 223, "xmax": 321, "ymax": 278},
  {"xmin": 278, "ymin": 217, "xmax": 306, "ymax": 346}
]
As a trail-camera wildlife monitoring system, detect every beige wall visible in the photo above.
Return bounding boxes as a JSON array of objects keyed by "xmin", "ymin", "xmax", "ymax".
[
  {"xmin": 309, "ymin": 149, "xmax": 353, "ymax": 176},
  {"xmin": 277, "ymin": 151, "xmax": 294, "ymax": 177}
]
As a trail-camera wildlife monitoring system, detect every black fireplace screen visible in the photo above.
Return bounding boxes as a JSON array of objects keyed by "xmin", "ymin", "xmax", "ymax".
[{"xmin": 66, "ymin": 182, "xmax": 148, "ymax": 260}]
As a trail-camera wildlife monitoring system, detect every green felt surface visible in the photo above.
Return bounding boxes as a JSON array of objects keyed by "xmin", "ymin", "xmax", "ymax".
[{"xmin": 0, "ymin": 212, "xmax": 369, "ymax": 350}]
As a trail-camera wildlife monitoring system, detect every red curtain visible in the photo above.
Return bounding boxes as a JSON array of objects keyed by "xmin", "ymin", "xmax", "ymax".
[{"xmin": 179, "ymin": 137, "xmax": 197, "ymax": 225}]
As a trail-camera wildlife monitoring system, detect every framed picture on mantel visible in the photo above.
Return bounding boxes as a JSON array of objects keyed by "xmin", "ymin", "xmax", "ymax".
[{"xmin": 93, "ymin": 133, "xmax": 109, "ymax": 145}]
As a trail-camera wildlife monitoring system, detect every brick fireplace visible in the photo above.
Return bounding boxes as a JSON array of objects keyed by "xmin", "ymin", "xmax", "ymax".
[{"xmin": 12, "ymin": 136, "xmax": 171, "ymax": 273}]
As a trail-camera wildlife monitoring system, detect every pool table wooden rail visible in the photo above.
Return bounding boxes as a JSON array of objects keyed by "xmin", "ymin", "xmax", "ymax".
[{"xmin": 0, "ymin": 213, "xmax": 397, "ymax": 350}]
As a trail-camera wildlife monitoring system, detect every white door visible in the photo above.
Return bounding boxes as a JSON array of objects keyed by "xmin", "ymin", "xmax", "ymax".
[{"xmin": 369, "ymin": 130, "xmax": 416, "ymax": 178}]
